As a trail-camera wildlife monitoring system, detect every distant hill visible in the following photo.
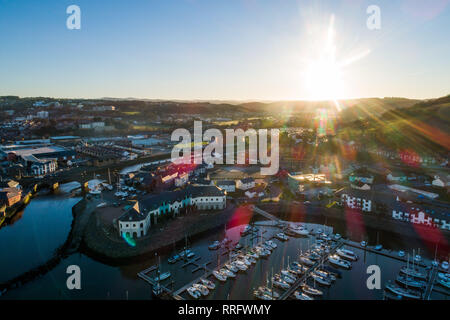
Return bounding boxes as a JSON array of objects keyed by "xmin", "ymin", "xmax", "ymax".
[{"xmin": 369, "ymin": 95, "xmax": 450, "ymax": 152}]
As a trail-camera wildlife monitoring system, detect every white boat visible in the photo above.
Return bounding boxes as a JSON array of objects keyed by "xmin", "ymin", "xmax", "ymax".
[
  {"xmin": 414, "ymin": 255, "xmax": 422, "ymax": 263},
  {"xmin": 280, "ymin": 271, "xmax": 296, "ymax": 283},
  {"xmin": 275, "ymin": 232, "xmax": 289, "ymax": 241},
  {"xmin": 213, "ymin": 270, "xmax": 227, "ymax": 282},
  {"xmin": 442, "ymin": 261, "xmax": 449, "ymax": 270},
  {"xmin": 201, "ymin": 278, "xmax": 215, "ymax": 290},
  {"xmin": 437, "ymin": 277, "xmax": 450, "ymax": 289},
  {"xmin": 193, "ymin": 283, "xmax": 209, "ymax": 296},
  {"xmin": 400, "ymin": 266, "xmax": 427, "ymax": 280},
  {"xmin": 258, "ymin": 286, "xmax": 280, "ymax": 299},
  {"xmin": 265, "ymin": 240, "xmax": 277, "ymax": 249},
  {"xmin": 395, "ymin": 275, "xmax": 425, "ymax": 289},
  {"xmin": 374, "ymin": 244, "xmax": 383, "ymax": 251},
  {"xmin": 154, "ymin": 271, "xmax": 171, "ymax": 282},
  {"xmin": 299, "ymin": 256, "xmax": 314, "ymax": 266},
  {"xmin": 360, "ymin": 241, "xmax": 367, "ymax": 247},
  {"xmin": 311, "ymin": 273, "xmax": 331, "ymax": 286},
  {"xmin": 328, "ymin": 255, "xmax": 351, "ymax": 269},
  {"xmin": 96, "ymin": 202, "xmax": 107, "ymax": 208},
  {"xmin": 294, "ymin": 291, "xmax": 313, "ymax": 300},
  {"xmin": 245, "ymin": 255, "xmax": 256, "ymax": 264},
  {"xmin": 272, "ymin": 276, "xmax": 290, "ymax": 289},
  {"xmin": 385, "ymin": 283, "xmax": 421, "ymax": 300},
  {"xmin": 336, "ymin": 248, "xmax": 358, "ymax": 261},
  {"xmin": 237, "ymin": 255, "xmax": 251, "ymax": 266},
  {"xmin": 289, "ymin": 225, "xmax": 310, "ymax": 236},
  {"xmin": 438, "ymin": 273, "xmax": 450, "ymax": 281},
  {"xmin": 225, "ymin": 263, "xmax": 239, "ymax": 273},
  {"xmin": 253, "ymin": 289, "xmax": 273, "ymax": 300},
  {"xmin": 187, "ymin": 286, "xmax": 201, "ymax": 299},
  {"xmin": 302, "ymin": 284, "xmax": 323, "ymax": 296},
  {"xmin": 398, "ymin": 251, "xmax": 405, "ymax": 257},
  {"xmin": 315, "ymin": 269, "xmax": 336, "ymax": 281},
  {"xmin": 221, "ymin": 268, "xmax": 236, "ymax": 278},
  {"xmin": 232, "ymin": 260, "xmax": 247, "ymax": 271},
  {"xmin": 334, "ymin": 233, "xmax": 342, "ymax": 240}
]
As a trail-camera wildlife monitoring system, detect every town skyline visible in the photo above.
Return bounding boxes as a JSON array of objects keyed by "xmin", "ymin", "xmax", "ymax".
[{"xmin": 1, "ymin": 0, "xmax": 450, "ymax": 100}]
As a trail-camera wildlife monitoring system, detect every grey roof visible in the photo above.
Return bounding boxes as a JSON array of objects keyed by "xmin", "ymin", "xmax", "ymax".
[
  {"xmin": 138, "ymin": 185, "xmax": 225, "ymax": 212},
  {"xmin": 216, "ymin": 180, "xmax": 235, "ymax": 186},
  {"xmin": 119, "ymin": 202, "xmax": 147, "ymax": 222}
]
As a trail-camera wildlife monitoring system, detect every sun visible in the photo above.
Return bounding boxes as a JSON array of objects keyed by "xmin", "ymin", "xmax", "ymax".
[
  {"xmin": 300, "ymin": 15, "xmax": 369, "ymax": 101},
  {"xmin": 304, "ymin": 57, "xmax": 344, "ymax": 101}
]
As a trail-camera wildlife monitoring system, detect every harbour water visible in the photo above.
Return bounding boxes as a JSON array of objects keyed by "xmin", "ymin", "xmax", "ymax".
[{"xmin": 1, "ymin": 195, "xmax": 448, "ymax": 300}]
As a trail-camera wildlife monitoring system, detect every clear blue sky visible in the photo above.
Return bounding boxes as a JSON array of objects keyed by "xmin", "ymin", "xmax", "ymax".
[{"xmin": 0, "ymin": 0, "xmax": 449, "ymax": 100}]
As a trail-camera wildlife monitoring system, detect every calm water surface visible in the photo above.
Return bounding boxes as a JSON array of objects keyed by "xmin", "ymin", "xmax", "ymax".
[{"xmin": 1, "ymin": 195, "xmax": 449, "ymax": 300}]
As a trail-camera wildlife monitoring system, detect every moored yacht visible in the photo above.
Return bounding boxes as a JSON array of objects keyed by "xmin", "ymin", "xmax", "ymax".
[
  {"xmin": 213, "ymin": 270, "xmax": 227, "ymax": 282},
  {"xmin": 281, "ymin": 270, "xmax": 297, "ymax": 282},
  {"xmin": 315, "ymin": 269, "xmax": 336, "ymax": 281},
  {"xmin": 437, "ymin": 277, "xmax": 450, "ymax": 289},
  {"xmin": 221, "ymin": 268, "xmax": 236, "ymax": 278},
  {"xmin": 395, "ymin": 275, "xmax": 425, "ymax": 289},
  {"xmin": 299, "ymin": 256, "xmax": 314, "ymax": 266},
  {"xmin": 265, "ymin": 240, "xmax": 277, "ymax": 249},
  {"xmin": 400, "ymin": 266, "xmax": 427, "ymax": 280},
  {"xmin": 360, "ymin": 241, "xmax": 367, "ymax": 247},
  {"xmin": 187, "ymin": 286, "xmax": 202, "ymax": 299},
  {"xmin": 253, "ymin": 288, "xmax": 273, "ymax": 300},
  {"xmin": 232, "ymin": 260, "xmax": 248, "ymax": 272},
  {"xmin": 272, "ymin": 275, "xmax": 290, "ymax": 289},
  {"xmin": 302, "ymin": 284, "xmax": 323, "ymax": 296},
  {"xmin": 328, "ymin": 255, "xmax": 351, "ymax": 269},
  {"xmin": 258, "ymin": 286, "xmax": 280, "ymax": 299},
  {"xmin": 336, "ymin": 248, "xmax": 358, "ymax": 261},
  {"xmin": 294, "ymin": 291, "xmax": 313, "ymax": 300},
  {"xmin": 275, "ymin": 232, "xmax": 289, "ymax": 241},
  {"xmin": 225, "ymin": 263, "xmax": 239, "ymax": 273},
  {"xmin": 311, "ymin": 272, "xmax": 332, "ymax": 286},
  {"xmin": 385, "ymin": 282, "xmax": 421, "ymax": 300},
  {"xmin": 201, "ymin": 278, "xmax": 215, "ymax": 290},
  {"xmin": 168, "ymin": 254, "xmax": 179, "ymax": 264},
  {"xmin": 193, "ymin": 283, "xmax": 209, "ymax": 296},
  {"xmin": 154, "ymin": 271, "xmax": 171, "ymax": 282}
]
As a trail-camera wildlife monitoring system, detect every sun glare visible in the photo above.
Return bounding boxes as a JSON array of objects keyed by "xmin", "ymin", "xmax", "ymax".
[{"xmin": 301, "ymin": 15, "xmax": 369, "ymax": 102}]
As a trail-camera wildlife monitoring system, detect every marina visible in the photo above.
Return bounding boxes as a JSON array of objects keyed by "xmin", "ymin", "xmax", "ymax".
[{"xmin": 133, "ymin": 207, "xmax": 449, "ymax": 300}]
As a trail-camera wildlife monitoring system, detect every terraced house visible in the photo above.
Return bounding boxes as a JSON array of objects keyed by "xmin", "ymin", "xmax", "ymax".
[{"xmin": 118, "ymin": 185, "xmax": 226, "ymax": 238}]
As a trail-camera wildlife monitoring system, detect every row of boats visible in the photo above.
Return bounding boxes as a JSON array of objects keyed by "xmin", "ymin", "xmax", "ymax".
[
  {"xmin": 385, "ymin": 259, "xmax": 450, "ymax": 299},
  {"xmin": 254, "ymin": 242, "xmax": 356, "ymax": 300},
  {"xmin": 186, "ymin": 279, "xmax": 216, "ymax": 299},
  {"xmin": 212, "ymin": 240, "xmax": 279, "ymax": 283},
  {"xmin": 168, "ymin": 249, "xmax": 195, "ymax": 264}
]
